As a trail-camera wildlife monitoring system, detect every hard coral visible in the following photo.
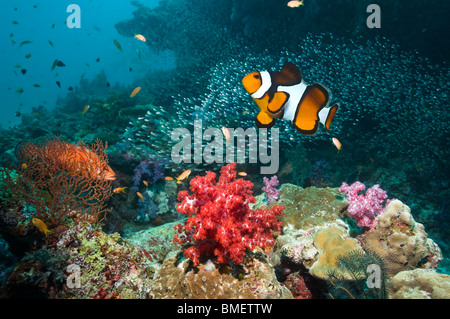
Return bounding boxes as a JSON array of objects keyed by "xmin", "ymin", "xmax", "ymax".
[
  {"xmin": 266, "ymin": 183, "xmax": 348, "ymax": 231},
  {"xmin": 388, "ymin": 269, "xmax": 450, "ymax": 299},
  {"xmin": 174, "ymin": 163, "xmax": 284, "ymax": 266},
  {"xmin": 360, "ymin": 199, "xmax": 442, "ymax": 277}
]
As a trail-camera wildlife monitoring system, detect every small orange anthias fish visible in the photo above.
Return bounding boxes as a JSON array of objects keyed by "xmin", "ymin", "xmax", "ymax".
[
  {"xmin": 32, "ymin": 218, "xmax": 52, "ymax": 237},
  {"xmin": 165, "ymin": 176, "xmax": 174, "ymax": 181},
  {"xmin": 287, "ymin": 0, "xmax": 304, "ymax": 8},
  {"xmin": 238, "ymin": 172, "xmax": 248, "ymax": 176},
  {"xmin": 332, "ymin": 137, "xmax": 342, "ymax": 152},
  {"xmin": 221, "ymin": 126, "xmax": 231, "ymax": 142},
  {"xmin": 176, "ymin": 170, "xmax": 191, "ymax": 184},
  {"xmin": 16, "ymin": 139, "xmax": 116, "ymax": 181},
  {"xmin": 113, "ymin": 187, "xmax": 127, "ymax": 193},
  {"xmin": 134, "ymin": 34, "xmax": 146, "ymax": 42},
  {"xmin": 130, "ymin": 86, "xmax": 141, "ymax": 98},
  {"xmin": 137, "ymin": 191, "xmax": 144, "ymax": 199},
  {"xmin": 143, "ymin": 180, "xmax": 148, "ymax": 187},
  {"xmin": 81, "ymin": 104, "xmax": 90, "ymax": 115}
]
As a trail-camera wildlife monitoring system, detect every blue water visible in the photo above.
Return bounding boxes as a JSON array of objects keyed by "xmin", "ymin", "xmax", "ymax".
[{"xmin": 0, "ymin": 0, "xmax": 171, "ymax": 128}]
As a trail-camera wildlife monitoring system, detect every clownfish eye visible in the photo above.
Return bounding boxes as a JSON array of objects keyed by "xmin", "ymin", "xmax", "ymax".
[{"xmin": 253, "ymin": 74, "xmax": 260, "ymax": 79}]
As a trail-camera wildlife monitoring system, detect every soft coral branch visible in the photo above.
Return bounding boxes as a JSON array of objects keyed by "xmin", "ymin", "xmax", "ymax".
[{"xmin": 339, "ymin": 181, "xmax": 392, "ymax": 228}]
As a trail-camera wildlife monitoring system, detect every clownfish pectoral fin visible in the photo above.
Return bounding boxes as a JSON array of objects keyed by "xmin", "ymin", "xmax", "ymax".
[
  {"xmin": 278, "ymin": 62, "xmax": 302, "ymax": 85},
  {"xmin": 255, "ymin": 111, "xmax": 276, "ymax": 128},
  {"xmin": 292, "ymin": 83, "xmax": 330, "ymax": 135},
  {"xmin": 319, "ymin": 103, "xmax": 340, "ymax": 130},
  {"xmin": 268, "ymin": 92, "xmax": 289, "ymax": 114}
]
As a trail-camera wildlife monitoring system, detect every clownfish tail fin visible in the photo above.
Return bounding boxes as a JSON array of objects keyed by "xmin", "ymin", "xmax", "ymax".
[{"xmin": 319, "ymin": 103, "xmax": 340, "ymax": 131}]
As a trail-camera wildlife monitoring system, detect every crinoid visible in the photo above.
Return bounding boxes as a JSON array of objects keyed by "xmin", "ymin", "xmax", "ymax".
[{"xmin": 326, "ymin": 249, "xmax": 388, "ymax": 299}]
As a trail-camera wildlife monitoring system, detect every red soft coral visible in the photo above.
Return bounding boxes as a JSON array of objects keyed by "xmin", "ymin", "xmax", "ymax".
[{"xmin": 173, "ymin": 163, "xmax": 284, "ymax": 266}]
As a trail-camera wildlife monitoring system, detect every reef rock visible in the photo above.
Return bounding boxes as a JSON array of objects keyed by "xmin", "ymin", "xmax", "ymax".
[
  {"xmin": 360, "ymin": 199, "xmax": 442, "ymax": 277},
  {"xmin": 2, "ymin": 223, "xmax": 155, "ymax": 299},
  {"xmin": 389, "ymin": 269, "xmax": 450, "ymax": 299},
  {"xmin": 125, "ymin": 220, "xmax": 180, "ymax": 266}
]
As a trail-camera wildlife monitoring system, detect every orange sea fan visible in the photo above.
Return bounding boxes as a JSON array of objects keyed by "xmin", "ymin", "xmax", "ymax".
[
  {"xmin": 16, "ymin": 138, "xmax": 115, "ymax": 181},
  {"xmin": 3, "ymin": 137, "xmax": 114, "ymax": 227}
]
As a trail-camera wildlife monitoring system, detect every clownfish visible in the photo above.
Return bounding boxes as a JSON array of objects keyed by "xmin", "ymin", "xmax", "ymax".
[{"xmin": 242, "ymin": 62, "xmax": 339, "ymax": 136}]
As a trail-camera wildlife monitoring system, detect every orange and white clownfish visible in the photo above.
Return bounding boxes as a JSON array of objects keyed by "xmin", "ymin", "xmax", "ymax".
[{"xmin": 242, "ymin": 62, "xmax": 339, "ymax": 135}]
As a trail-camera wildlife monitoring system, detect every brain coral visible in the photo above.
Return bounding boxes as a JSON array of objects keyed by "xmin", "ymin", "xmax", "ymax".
[{"xmin": 360, "ymin": 199, "xmax": 442, "ymax": 277}]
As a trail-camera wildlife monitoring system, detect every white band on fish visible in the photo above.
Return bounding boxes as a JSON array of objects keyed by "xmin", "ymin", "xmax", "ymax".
[
  {"xmin": 280, "ymin": 81, "xmax": 307, "ymax": 122},
  {"xmin": 251, "ymin": 71, "xmax": 271, "ymax": 99}
]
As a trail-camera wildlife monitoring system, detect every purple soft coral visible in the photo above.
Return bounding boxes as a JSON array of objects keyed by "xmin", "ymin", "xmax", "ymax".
[
  {"xmin": 339, "ymin": 181, "xmax": 391, "ymax": 228},
  {"xmin": 262, "ymin": 176, "xmax": 280, "ymax": 204},
  {"xmin": 131, "ymin": 158, "xmax": 165, "ymax": 192}
]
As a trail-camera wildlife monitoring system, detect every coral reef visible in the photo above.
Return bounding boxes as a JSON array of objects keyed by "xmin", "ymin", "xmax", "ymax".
[
  {"xmin": 0, "ymin": 222, "xmax": 154, "ymax": 298},
  {"xmin": 0, "ymin": 0, "xmax": 448, "ymax": 301},
  {"xmin": 388, "ymin": 269, "xmax": 450, "ymax": 299},
  {"xmin": 174, "ymin": 163, "xmax": 284, "ymax": 266},
  {"xmin": 360, "ymin": 199, "xmax": 442, "ymax": 277},
  {"xmin": 149, "ymin": 250, "xmax": 293, "ymax": 299}
]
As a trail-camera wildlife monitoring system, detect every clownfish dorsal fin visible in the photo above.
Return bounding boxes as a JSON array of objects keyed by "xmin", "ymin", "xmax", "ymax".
[{"xmin": 279, "ymin": 62, "xmax": 302, "ymax": 85}]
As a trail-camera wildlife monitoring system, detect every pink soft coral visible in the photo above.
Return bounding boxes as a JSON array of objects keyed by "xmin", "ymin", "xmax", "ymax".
[
  {"xmin": 262, "ymin": 175, "xmax": 280, "ymax": 204},
  {"xmin": 173, "ymin": 163, "xmax": 284, "ymax": 266},
  {"xmin": 339, "ymin": 181, "xmax": 391, "ymax": 228}
]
